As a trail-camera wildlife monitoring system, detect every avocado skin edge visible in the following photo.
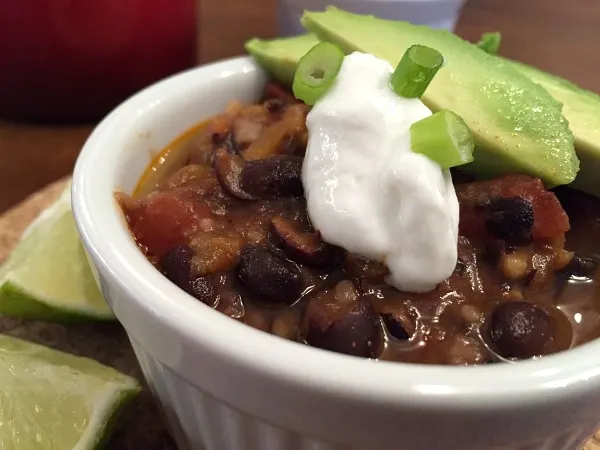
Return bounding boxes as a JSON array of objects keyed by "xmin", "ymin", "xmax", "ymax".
[{"xmin": 245, "ymin": 8, "xmax": 580, "ymax": 191}]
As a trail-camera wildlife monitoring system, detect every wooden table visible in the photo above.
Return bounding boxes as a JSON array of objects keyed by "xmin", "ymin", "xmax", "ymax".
[{"xmin": 1, "ymin": 0, "xmax": 599, "ymax": 213}]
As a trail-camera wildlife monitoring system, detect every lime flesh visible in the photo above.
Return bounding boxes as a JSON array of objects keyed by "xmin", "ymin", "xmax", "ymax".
[
  {"xmin": 0, "ymin": 334, "xmax": 140, "ymax": 449},
  {"xmin": 0, "ymin": 183, "xmax": 113, "ymax": 322}
]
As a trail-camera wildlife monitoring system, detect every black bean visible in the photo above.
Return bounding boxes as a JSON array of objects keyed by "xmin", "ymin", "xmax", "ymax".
[
  {"xmin": 382, "ymin": 313, "xmax": 412, "ymax": 340},
  {"xmin": 269, "ymin": 216, "xmax": 335, "ymax": 267},
  {"xmin": 562, "ymin": 255, "xmax": 598, "ymax": 278},
  {"xmin": 241, "ymin": 156, "xmax": 303, "ymax": 198},
  {"xmin": 487, "ymin": 301, "xmax": 553, "ymax": 359},
  {"xmin": 214, "ymin": 150, "xmax": 303, "ymax": 200},
  {"xmin": 189, "ymin": 276, "xmax": 217, "ymax": 306},
  {"xmin": 485, "ymin": 196, "xmax": 534, "ymax": 245},
  {"xmin": 238, "ymin": 245, "xmax": 303, "ymax": 304},
  {"xmin": 213, "ymin": 148, "xmax": 256, "ymax": 200},
  {"xmin": 306, "ymin": 297, "xmax": 382, "ymax": 358},
  {"xmin": 161, "ymin": 245, "xmax": 217, "ymax": 305},
  {"xmin": 161, "ymin": 244, "xmax": 194, "ymax": 289}
]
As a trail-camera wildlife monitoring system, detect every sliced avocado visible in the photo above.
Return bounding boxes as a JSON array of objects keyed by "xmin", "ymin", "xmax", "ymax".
[
  {"xmin": 245, "ymin": 35, "xmax": 318, "ymax": 86},
  {"xmin": 503, "ymin": 60, "xmax": 600, "ymax": 197},
  {"xmin": 473, "ymin": 30, "xmax": 600, "ymax": 196},
  {"xmin": 246, "ymin": 27, "xmax": 600, "ymax": 196},
  {"xmin": 299, "ymin": 7, "xmax": 577, "ymax": 188}
]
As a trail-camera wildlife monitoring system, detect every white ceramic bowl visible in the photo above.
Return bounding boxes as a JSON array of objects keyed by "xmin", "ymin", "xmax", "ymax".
[{"xmin": 72, "ymin": 56, "xmax": 600, "ymax": 450}]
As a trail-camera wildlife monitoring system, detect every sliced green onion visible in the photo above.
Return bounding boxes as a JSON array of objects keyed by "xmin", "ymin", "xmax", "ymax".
[
  {"xmin": 410, "ymin": 110, "xmax": 474, "ymax": 169},
  {"xmin": 476, "ymin": 32, "xmax": 502, "ymax": 55},
  {"xmin": 292, "ymin": 42, "xmax": 344, "ymax": 105},
  {"xmin": 391, "ymin": 45, "xmax": 444, "ymax": 98}
]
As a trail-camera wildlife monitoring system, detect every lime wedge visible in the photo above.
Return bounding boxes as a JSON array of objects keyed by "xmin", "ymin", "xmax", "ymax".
[
  {"xmin": 0, "ymin": 334, "xmax": 140, "ymax": 449},
  {"xmin": 0, "ymin": 182, "xmax": 114, "ymax": 321}
]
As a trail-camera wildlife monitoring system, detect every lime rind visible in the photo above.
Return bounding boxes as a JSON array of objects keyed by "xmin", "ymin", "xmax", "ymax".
[
  {"xmin": 75, "ymin": 381, "xmax": 140, "ymax": 450},
  {"xmin": 0, "ymin": 280, "xmax": 113, "ymax": 322},
  {"xmin": 0, "ymin": 183, "xmax": 114, "ymax": 322}
]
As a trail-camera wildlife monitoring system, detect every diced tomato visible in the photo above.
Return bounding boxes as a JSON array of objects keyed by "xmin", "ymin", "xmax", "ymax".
[
  {"xmin": 456, "ymin": 174, "xmax": 570, "ymax": 242},
  {"xmin": 121, "ymin": 191, "xmax": 211, "ymax": 258},
  {"xmin": 498, "ymin": 176, "xmax": 570, "ymax": 239}
]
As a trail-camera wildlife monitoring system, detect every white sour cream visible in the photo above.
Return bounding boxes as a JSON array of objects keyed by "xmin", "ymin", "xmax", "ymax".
[{"xmin": 302, "ymin": 52, "xmax": 459, "ymax": 293}]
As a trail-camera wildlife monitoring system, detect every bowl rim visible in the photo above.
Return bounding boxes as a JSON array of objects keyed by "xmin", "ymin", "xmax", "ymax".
[{"xmin": 72, "ymin": 55, "xmax": 600, "ymax": 408}]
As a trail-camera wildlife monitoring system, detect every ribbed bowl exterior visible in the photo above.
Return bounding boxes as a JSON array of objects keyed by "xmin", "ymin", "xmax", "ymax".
[
  {"xmin": 131, "ymin": 337, "xmax": 353, "ymax": 450},
  {"xmin": 129, "ymin": 335, "xmax": 598, "ymax": 450},
  {"xmin": 72, "ymin": 56, "xmax": 600, "ymax": 450}
]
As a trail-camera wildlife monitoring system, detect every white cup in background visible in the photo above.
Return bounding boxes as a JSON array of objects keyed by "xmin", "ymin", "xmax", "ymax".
[{"xmin": 278, "ymin": 0, "xmax": 467, "ymax": 36}]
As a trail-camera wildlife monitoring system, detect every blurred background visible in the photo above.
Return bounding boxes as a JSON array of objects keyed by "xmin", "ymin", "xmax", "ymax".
[{"xmin": 0, "ymin": 0, "xmax": 598, "ymax": 213}]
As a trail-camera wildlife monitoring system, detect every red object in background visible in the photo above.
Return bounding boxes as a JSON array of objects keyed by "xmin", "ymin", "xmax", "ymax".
[{"xmin": 0, "ymin": 0, "xmax": 198, "ymax": 123}]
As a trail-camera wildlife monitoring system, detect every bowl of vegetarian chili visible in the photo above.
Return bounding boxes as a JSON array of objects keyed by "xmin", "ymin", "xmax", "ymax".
[{"xmin": 72, "ymin": 55, "xmax": 600, "ymax": 450}]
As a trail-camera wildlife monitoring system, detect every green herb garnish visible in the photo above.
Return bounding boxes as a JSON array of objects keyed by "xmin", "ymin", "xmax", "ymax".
[
  {"xmin": 476, "ymin": 32, "xmax": 502, "ymax": 55},
  {"xmin": 391, "ymin": 45, "xmax": 444, "ymax": 98},
  {"xmin": 410, "ymin": 110, "xmax": 474, "ymax": 168},
  {"xmin": 292, "ymin": 42, "xmax": 344, "ymax": 105}
]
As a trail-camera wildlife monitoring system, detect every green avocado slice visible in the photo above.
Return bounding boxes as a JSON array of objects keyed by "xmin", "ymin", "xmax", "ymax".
[
  {"xmin": 245, "ymin": 34, "xmax": 319, "ymax": 87},
  {"xmin": 473, "ymin": 31, "xmax": 600, "ymax": 197},
  {"xmin": 503, "ymin": 60, "xmax": 600, "ymax": 197},
  {"xmin": 299, "ymin": 7, "xmax": 577, "ymax": 187},
  {"xmin": 246, "ymin": 18, "xmax": 579, "ymax": 189}
]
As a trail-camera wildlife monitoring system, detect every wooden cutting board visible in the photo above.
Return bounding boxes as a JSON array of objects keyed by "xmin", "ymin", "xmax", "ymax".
[{"xmin": 1, "ymin": 179, "xmax": 600, "ymax": 450}]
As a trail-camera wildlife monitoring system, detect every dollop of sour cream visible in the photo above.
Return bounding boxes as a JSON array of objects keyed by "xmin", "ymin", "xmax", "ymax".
[{"xmin": 302, "ymin": 52, "xmax": 459, "ymax": 293}]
